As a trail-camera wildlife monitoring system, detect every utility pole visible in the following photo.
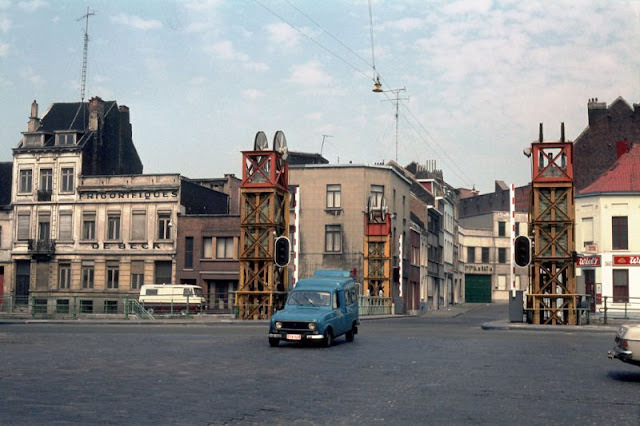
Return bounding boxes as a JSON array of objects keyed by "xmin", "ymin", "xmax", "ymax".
[{"xmin": 374, "ymin": 86, "xmax": 408, "ymax": 162}]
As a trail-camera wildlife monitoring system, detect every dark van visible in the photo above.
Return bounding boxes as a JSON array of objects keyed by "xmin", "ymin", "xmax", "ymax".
[{"xmin": 268, "ymin": 270, "xmax": 359, "ymax": 347}]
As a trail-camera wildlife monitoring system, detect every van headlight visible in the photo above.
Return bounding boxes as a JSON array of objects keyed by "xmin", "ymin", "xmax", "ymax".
[
  {"xmin": 308, "ymin": 322, "xmax": 316, "ymax": 330},
  {"xmin": 275, "ymin": 321, "xmax": 282, "ymax": 329}
]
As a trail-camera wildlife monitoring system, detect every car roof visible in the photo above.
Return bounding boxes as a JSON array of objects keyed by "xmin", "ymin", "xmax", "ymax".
[{"xmin": 293, "ymin": 278, "xmax": 352, "ymax": 291}]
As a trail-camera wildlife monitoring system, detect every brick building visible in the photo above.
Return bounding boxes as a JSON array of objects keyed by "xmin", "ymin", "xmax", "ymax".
[{"xmin": 574, "ymin": 97, "xmax": 640, "ymax": 191}]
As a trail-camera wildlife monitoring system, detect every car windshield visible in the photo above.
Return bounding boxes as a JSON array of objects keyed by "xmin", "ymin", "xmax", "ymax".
[{"xmin": 287, "ymin": 290, "xmax": 331, "ymax": 307}]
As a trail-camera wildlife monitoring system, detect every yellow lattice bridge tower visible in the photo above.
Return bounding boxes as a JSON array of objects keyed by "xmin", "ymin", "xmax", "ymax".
[{"xmin": 236, "ymin": 131, "xmax": 290, "ymax": 320}]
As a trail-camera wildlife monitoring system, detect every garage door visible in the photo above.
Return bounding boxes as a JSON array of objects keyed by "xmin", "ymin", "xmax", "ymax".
[{"xmin": 465, "ymin": 274, "xmax": 491, "ymax": 303}]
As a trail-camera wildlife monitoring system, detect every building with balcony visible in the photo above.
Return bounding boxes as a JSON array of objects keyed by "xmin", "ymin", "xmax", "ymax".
[{"xmin": 8, "ymin": 98, "xmax": 226, "ymax": 314}]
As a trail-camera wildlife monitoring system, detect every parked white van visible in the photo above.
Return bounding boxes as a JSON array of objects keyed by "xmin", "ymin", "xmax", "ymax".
[{"xmin": 138, "ymin": 284, "xmax": 206, "ymax": 314}]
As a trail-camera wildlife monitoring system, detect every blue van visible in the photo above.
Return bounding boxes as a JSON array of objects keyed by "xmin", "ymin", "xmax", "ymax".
[{"xmin": 268, "ymin": 270, "xmax": 360, "ymax": 347}]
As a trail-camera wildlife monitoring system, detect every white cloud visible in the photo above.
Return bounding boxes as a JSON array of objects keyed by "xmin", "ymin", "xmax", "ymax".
[
  {"xmin": 184, "ymin": 0, "xmax": 222, "ymax": 11},
  {"xmin": 20, "ymin": 66, "xmax": 43, "ymax": 86},
  {"xmin": 243, "ymin": 62, "xmax": 268, "ymax": 72},
  {"xmin": 0, "ymin": 16, "xmax": 11, "ymax": 32},
  {"xmin": 288, "ymin": 61, "xmax": 333, "ymax": 87},
  {"xmin": 111, "ymin": 14, "xmax": 162, "ymax": 30},
  {"xmin": 382, "ymin": 17, "xmax": 424, "ymax": 32},
  {"xmin": 17, "ymin": 0, "xmax": 47, "ymax": 13},
  {"xmin": 242, "ymin": 89, "xmax": 264, "ymax": 100},
  {"xmin": 0, "ymin": 41, "xmax": 8, "ymax": 57},
  {"xmin": 205, "ymin": 40, "xmax": 249, "ymax": 61},
  {"xmin": 265, "ymin": 22, "xmax": 302, "ymax": 50}
]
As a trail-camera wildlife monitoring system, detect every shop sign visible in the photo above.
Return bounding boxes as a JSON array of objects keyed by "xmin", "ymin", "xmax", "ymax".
[
  {"xmin": 575, "ymin": 255, "xmax": 601, "ymax": 267},
  {"xmin": 79, "ymin": 189, "xmax": 178, "ymax": 201},
  {"xmin": 464, "ymin": 264, "xmax": 493, "ymax": 273},
  {"xmin": 613, "ymin": 255, "xmax": 640, "ymax": 266}
]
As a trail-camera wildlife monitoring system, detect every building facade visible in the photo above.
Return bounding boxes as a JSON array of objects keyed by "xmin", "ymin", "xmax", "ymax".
[
  {"xmin": 458, "ymin": 183, "xmax": 529, "ymax": 302},
  {"xmin": 289, "ymin": 163, "xmax": 413, "ymax": 313},
  {"xmin": 575, "ymin": 143, "xmax": 640, "ymax": 310},
  {"xmin": 6, "ymin": 98, "xmax": 227, "ymax": 314}
]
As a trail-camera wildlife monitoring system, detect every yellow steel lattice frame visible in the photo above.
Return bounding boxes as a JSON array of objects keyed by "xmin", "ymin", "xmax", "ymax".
[
  {"xmin": 364, "ymin": 234, "xmax": 392, "ymax": 297},
  {"xmin": 237, "ymin": 187, "xmax": 289, "ymax": 320},
  {"xmin": 530, "ymin": 182, "xmax": 576, "ymax": 325}
]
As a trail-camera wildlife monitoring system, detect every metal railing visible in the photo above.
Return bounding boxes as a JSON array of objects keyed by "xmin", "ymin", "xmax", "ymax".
[
  {"xmin": 359, "ymin": 295, "xmax": 393, "ymax": 316},
  {"xmin": 599, "ymin": 296, "xmax": 640, "ymax": 325},
  {"xmin": 0, "ymin": 295, "xmax": 157, "ymax": 320}
]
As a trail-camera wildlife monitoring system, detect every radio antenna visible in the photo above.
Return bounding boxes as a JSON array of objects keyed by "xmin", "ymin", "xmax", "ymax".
[{"xmin": 78, "ymin": 7, "xmax": 95, "ymax": 103}]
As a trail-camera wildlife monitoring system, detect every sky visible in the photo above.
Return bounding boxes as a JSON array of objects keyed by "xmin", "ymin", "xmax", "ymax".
[{"xmin": 1, "ymin": 0, "xmax": 639, "ymax": 194}]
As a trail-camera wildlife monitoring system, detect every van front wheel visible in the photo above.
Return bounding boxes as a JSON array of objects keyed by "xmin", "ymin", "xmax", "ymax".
[
  {"xmin": 269, "ymin": 338, "xmax": 280, "ymax": 347},
  {"xmin": 323, "ymin": 330, "xmax": 333, "ymax": 347}
]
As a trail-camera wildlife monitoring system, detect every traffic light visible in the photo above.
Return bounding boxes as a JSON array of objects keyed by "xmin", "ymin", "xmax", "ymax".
[
  {"xmin": 274, "ymin": 236, "xmax": 290, "ymax": 267},
  {"xmin": 514, "ymin": 235, "xmax": 531, "ymax": 267}
]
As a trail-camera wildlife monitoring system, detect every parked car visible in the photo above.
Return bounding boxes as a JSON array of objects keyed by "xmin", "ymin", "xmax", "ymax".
[
  {"xmin": 268, "ymin": 270, "xmax": 359, "ymax": 347},
  {"xmin": 608, "ymin": 324, "xmax": 640, "ymax": 367}
]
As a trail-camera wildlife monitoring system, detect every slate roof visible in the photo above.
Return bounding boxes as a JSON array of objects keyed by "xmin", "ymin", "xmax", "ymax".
[
  {"xmin": 578, "ymin": 143, "xmax": 640, "ymax": 195},
  {"xmin": 0, "ymin": 162, "xmax": 12, "ymax": 206}
]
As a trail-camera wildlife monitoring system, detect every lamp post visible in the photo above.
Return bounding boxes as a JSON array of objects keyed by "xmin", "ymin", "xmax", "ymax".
[{"xmin": 373, "ymin": 80, "xmax": 407, "ymax": 162}]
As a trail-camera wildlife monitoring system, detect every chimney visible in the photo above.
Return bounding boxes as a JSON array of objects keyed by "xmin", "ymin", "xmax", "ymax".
[
  {"xmin": 88, "ymin": 96, "xmax": 105, "ymax": 131},
  {"xmin": 616, "ymin": 140, "xmax": 630, "ymax": 159},
  {"xmin": 27, "ymin": 100, "xmax": 40, "ymax": 132},
  {"xmin": 587, "ymin": 97, "xmax": 607, "ymax": 126}
]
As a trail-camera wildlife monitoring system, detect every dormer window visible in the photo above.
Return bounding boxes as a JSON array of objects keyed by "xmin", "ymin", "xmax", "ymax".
[
  {"xmin": 56, "ymin": 133, "xmax": 76, "ymax": 146},
  {"xmin": 23, "ymin": 134, "xmax": 43, "ymax": 147}
]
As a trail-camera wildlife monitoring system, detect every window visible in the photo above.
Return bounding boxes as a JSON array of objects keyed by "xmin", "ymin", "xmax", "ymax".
[
  {"xmin": 131, "ymin": 261, "xmax": 144, "ymax": 290},
  {"xmin": 467, "ymin": 247, "xmax": 475, "ymax": 263},
  {"xmin": 370, "ymin": 185, "xmax": 384, "ymax": 208},
  {"xmin": 107, "ymin": 212, "xmax": 121, "ymax": 240},
  {"xmin": 56, "ymin": 299, "xmax": 70, "ymax": 314},
  {"xmin": 185, "ymin": 237, "xmax": 194, "ymax": 268},
  {"xmin": 515, "ymin": 222, "xmax": 521, "ymax": 236},
  {"xmin": 325, "ymin": 224, "xmax": 342, "ymax": 253},
  {"xmin": 106, "ymin": 263, "xmax": 119, "ymax": 289},
  {"xmin": 17, "ymin": 213, "xmax": 30, "ymax": 240},
  {"xmin": 613, "ymin": 269, "xmax": 629, "ymax": 303},
  {"xmin": 216, "ymin": 237, "xmax": 234, "ymax": 259},
  {"xmin": 131, "ymin": 211, "xmax": 146, "ymax": 240},
  {"xmin": 157, "ymin": 213, "xmax": 171, "ymax": 240},
  {"xmin": 104, "ymin": 300, "xmax": 118, "ymax": 314},
  {"xmin": 154, "ymin": 261, "xmax": 172, "ymax": 285},
  {"xmin": 582, "ymin": 217, "xmax": 594, "ymax": 246},
  {"xmin": 38, "ymin": 214, "xmax": 50, "ymax": 242},
  {"xmin": 61, "ymin": 168, "xmax": 74, "ymax": 193},
  {"xmin": 498, "ymin": 221, "xmax": 506, "ymax": 237},
  {"xmin": 481, "ymin": 247, "xmax": 490, "ymax": 263},
  {"xmin": 56, "ymin": 133, "xmax": 75, "ymax": 146},
  {"xmin": 203, "ymin": 237, "xmax": 213, "ymax": 258},
  {"xmin": 59, "ymin": 212, "xmax": 72, "ymax": 240},
  {"xmin": 326, "ymin": 184, "xmax": 341, "ymax": 208},
  {"xmin": 82, "ymin": 264, "xmax": 94, "ymax": 289},
  {"xmin": 612, "ymin": 216, "xmax": 628, "ymax": 250},
  {"xmin": 59, "ymin": 263, "xmax": 71, "ymax": 289},
  {"xmin": 19, "ymin": 169, "xmax": 32, "ymax": 193},
  {"xmin": 39, "ymin": 168, "xmax": 52, "ymax": 192},
  {"xmin": 82, "ymin": 212, "xmax": 96, "ymax": 240},
  {"xmin": 498, "ymin": 248, "xmax": 507, "ymax": 264},
  {"xmin": 80, "ymin": 300, "xmax": 93, "ymax": 313}
]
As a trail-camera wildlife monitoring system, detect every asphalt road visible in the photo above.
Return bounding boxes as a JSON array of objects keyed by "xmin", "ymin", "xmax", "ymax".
[{"xmin": 1, "ymin": 303, "xmax": 638, "ymax": 425}]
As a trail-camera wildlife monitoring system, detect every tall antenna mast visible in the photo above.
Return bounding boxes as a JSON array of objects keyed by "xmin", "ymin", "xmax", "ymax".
[{"xmin": 78, "ymin": 7, "xmax": 95, "ymax": 103}]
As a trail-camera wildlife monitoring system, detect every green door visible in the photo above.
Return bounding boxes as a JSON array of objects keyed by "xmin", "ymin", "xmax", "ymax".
[{"xmin": 465, "ymin": 274, "xmax": 491, "ymax": 303}]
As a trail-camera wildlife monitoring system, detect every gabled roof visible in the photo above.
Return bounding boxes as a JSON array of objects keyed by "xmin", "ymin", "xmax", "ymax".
[{"xmin": 579, "ymin": 143, "xmax": 640, "ymax": 195}]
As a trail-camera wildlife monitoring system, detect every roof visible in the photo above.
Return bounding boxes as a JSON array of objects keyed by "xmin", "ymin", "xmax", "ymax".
[
  {"xmin": 0, "ymin": 162, "xmax": 12, "ymax": 206},
  {"xmin": 578, "ymin": 143, "xmax": 640, "ymax": 195}
]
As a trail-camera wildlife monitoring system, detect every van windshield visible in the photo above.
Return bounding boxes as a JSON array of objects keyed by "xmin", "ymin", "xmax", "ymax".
[
  {"xmin": 287, "ymin": 291, "xmax": 330, "ymax": 307},
  {"xmin": 193, "ymin": 288, "xmax": 203, "ymax": 297}
]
